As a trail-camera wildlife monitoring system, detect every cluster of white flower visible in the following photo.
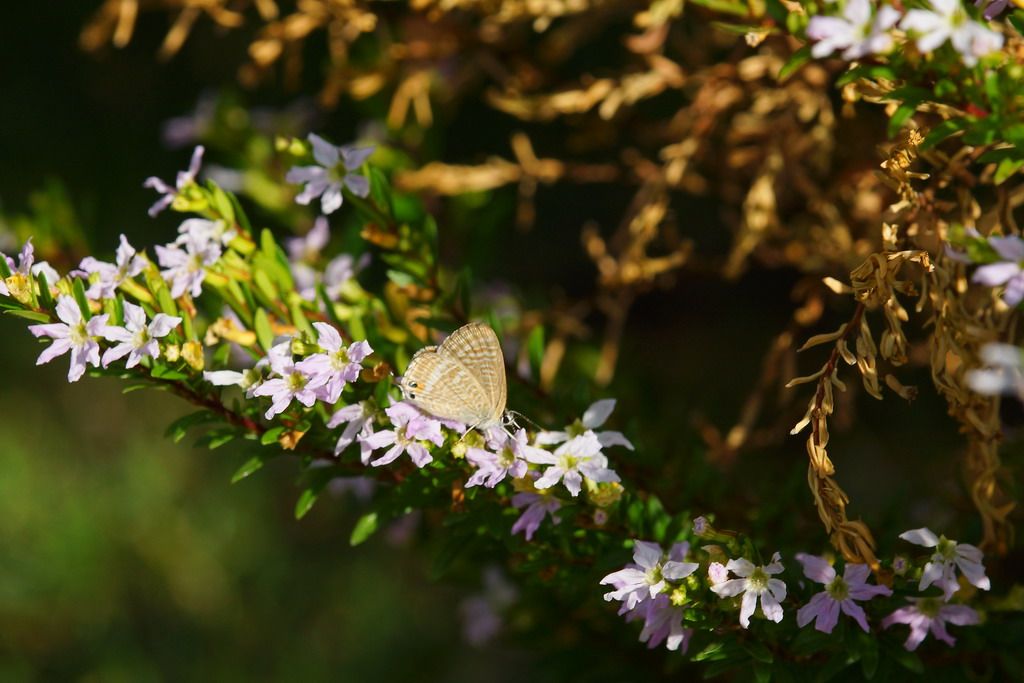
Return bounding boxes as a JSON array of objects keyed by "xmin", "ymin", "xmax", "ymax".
[
  {"xmin": 600, "ymin": 523, "xmax": 988, "ymax": 653},
  {"xmin": 807, "ymin": 0, "xmax": 1004, "ymax": 67}
]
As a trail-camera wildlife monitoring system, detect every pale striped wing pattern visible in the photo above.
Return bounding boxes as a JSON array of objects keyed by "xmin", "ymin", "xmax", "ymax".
[{"xmin": 401, "ymin": 322, "xmax": 507, "ymax": 428}]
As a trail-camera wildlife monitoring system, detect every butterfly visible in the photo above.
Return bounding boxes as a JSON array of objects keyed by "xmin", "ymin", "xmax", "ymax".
[{"xmin": 399, "ymin": 322, "xmax": 508, "ymax": 430}]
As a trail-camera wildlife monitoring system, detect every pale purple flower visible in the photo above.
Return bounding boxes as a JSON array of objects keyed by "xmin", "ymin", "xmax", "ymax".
[
  {"xmin": 892, "ymin": 555, "xmax": 910, "ymax": 576},
  {"xmin": 535, "ymin": 398, "xmax": 634, "ymax": 450},
  {"xmin": 899, "ymin": 527, "xmax": 990, "ymax": 600},
  {"xmin": 882, "ymin": 597, "xmax": 979, "ymax": 651},
  {"xmin": 285, "ymin": 134, "xmax": 374, "ymax": 215},
  {"xmin": 966, "ymin": 342, "xmax": 1024, "ymax": 399},
  {"xmin": 2, "ymin": 238, "xmax": 60, "ymax": 292},
  {"xmin": 293, "ymin": 253, "xmax": 368, "ymax": 303},
  {"xmin": 251, "ymin": 341, "xmax": 319, "ymax": 419},
  {"xmin": 806, "ymin": 0, "xmax": 901, "ymax": 59},
  {"xmin": 155, "ymin": 238, "xmax": 221, "ymax": 298},
  {"xmin": 327, "ymin": 400, "xmax": 377, "ymax": 462},
  {"xmin": 459, "ymin": 567, "xmax": 518, "ymax": 647},
  {"xmin": 601, "ymin": 541, "xmax": 699, "ymax": 610},
  {"xmin": 972, "ymin": 235, "xmax": 1024, "ymax": 306},
  {"xmin": 465, "ymin": 427, "xmax": 542, "ymax": 488},
  {"xmin": 27, "ymin": 295, "xmax": 110, "ymax": 382},
  {"xmin": 795, "ymin": 554, "xmax": 892, "ymax": 633},
  {"xmin": 708, "ymin": 561, "xmax": 730, "ymax": 587},
  {"xmin": 511, "ymin": 480, "xmax": 562, "ymax": 541},
  {"xmin": 527, "ymin": 432, "xmax": 620, "ymax": 497},
  {"xmin": 296, "ymin": 322, "xmax": 373, "ymax": 404},
  {"xmin": 100, "ymin": 301, "xmax": 181, "ymax": 368},
  {"xmin": 175, "ymin": 217, "xmax": 237, "ymax": 248},
  {"xmin": 363, "ymin": 402, "xmax": 445, "ymax": 468},
  {"xmin": 144, "ymin": 145, "xmax": 204, "ymax": 217},
  {"xmin": 77, "ymin": 234, "xmax": 146, "ymax": 300},
  {"xmin": 900, "ymin": 0, "xmax": 1004, "ymax": 66},
  {"xmin": 975, "ymin": 0, "xmax": 1010, "ymax": 19},
  {"xmin": 633, "ymin": 594, "xmax": 693, "ymax": 653},
  {"xmin": 287, "ymin": 216, "xmax": 331, "ymax": 262},
  {"xmin": 204, "ymin": 368, "xmax": 262, "ymax": 396},
  {"xmin": 710, "ymin": 552, "xmax": 787, "ymax": 628},
  {"xmin": 693, "ymin": 516, "xmax": 710, "ymax": 536}
]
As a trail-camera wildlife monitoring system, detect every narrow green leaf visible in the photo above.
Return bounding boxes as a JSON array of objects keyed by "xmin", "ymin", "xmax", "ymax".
[
  {"xmin": 295, "ymin": 489, "xmax": 319, "ymax": 519},
  {"xmin": 35, "ymin": 272, "xmax": 53, "ymax": 309},
  {"xmin": 349, "ymin": 512, "xmax": 379, "ymax": 546},
  {"xmin": 151, "ymin": 365, "xmax": 190, "ymax": 381},
  {"xmin": 920, "ymin": 118, "xmax": 968, "ymax": 150},
  {"xmin": 164, "ymin": 410, "xmax": 217, "ymax": 443},
  {"xmin": 72, "ymin": 278, "xmax": 91, "ymax": 319},
  {"xmin": 260, "ymin": 426, "xmax": 285, "ymax": 445},
  {"xmin": 231, "ymin": 456, "xmax": 265, "ymax": 483},
  {"xmin": 995, "ymin": 157, "xmax": 1024, "ymax": 185},
  {"xmin": 777, "ymin": 45, "xmax": 811, "ymax": 83},
  {"xmin": 254, "ymin": 308, "xmax": 274, "ymax": 352},
  {"xmin": 527, "ymin": 324, "xmax": 545, "ymax": 375},
  {"xmin": 4, "ymin": 309, "xmax": 51, "ymax": 323},
  {"xmin": 0, "ymin": 253, "xmax": 11, "ymax": 278},
  {"xmin": 887, "ymin": 103, "xmax": 916, "ymax": 138}
]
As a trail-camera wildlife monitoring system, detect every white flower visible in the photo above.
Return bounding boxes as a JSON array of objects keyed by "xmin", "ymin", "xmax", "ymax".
[
  {"xmin": 327, "ymin": 401, "xmax": 377, "ymax": 462},
  {"xmin": 710, "ymin": 552, "xmax": 787, "ymax": 628},
  {"xmin": 600, "ymin": 541, "xmax": 699, "ymax": 610},
  {"xmin": 285, "ymin": 134, "xmax": 374, "ymax": 215},
  {"xmin": 526, "ymin": 432, "xmax": 620, "ymax": 497},
  {"xmin": 144, "ymin": 145, "xmax": 204, "ymax": 216},
  {"xmin": 77, "ymin": 234, "xmax": 147, "ymax": 300},
  {"xmin": 155, "ymin": 237, "xmax": 221, "ymax": 298},
  {"xmin": 100, "ymin": 301, "xmax": 181, "ymax": 368},
  {"xmin": 807, "ymin": 0, "xmax": 901, "ymax": 59},
  {"xmin": 966, "ymin": 343, "xmax": 1024, "ymax": 399},
  {"xmin": 899, "ymin": 527, "xmax": 990, "ymax": 600},
  {"xmin": 535, "ymin": 398, "xmax": 634, "ymax": 450},
  {"xmin": 175, "ymin": 217, "xmax": 237, "ymax": 248},
  {"xmin": 900, "ymin": 0, "xmax": 1004, "ymax": 66},
  {"xmin": 27, "ymin": 296, "xmax": 110, "ymax": 382}
]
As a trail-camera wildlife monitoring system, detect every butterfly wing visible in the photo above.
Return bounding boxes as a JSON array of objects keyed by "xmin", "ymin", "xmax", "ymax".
[
  {"xmin": 437, "ymin": 322, "xmax": 506, "ymax": 424},
  {"xmin": 401, "ymin": 323, "xmax": 507, "ymax": 427}
]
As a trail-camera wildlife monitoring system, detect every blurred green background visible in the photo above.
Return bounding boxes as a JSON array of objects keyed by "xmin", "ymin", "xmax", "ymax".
[{"xmin": 1, "ymin": 2, "xmax": 1021, "ymax": 681}]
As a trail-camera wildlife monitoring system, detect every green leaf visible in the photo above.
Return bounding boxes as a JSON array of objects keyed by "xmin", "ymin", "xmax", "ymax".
[
  {"xmin": 1010, "ymin": 9, "xmax": 1024, "ymax": 34},
  {"xmin": 527, "ymin": 324, "xmax": 545, "ymax": 376},
  {"xmin": 743, "ymin": 641, "xmax": 774, "ymax": 664},
  {"xmin": 151, "ymin": 365, "xmax": 190, "ymax": 381},
  {"xmin": 752, "ymin": 660, "xmax": 772, "ymax": 683},
  {"xmin": 164, "ymin": 410, "xmax": 217, "ymax": 443},
  {"xmin": 207, "ymin": 181, "xmax": 236, "ymax": 224},
  {"xmin": 227, "ymin": 189, "xmax": 252, "ymax": 235},
  {"xmin": 202, "ymin": 431, "xmax": 236, "ymax": 450},
  {"xmin": 4, "ymin": 309, "xmax": 51, "ymax": 323},
  {"xmin": 0, "ymin": 254, "xmax": 10, "ymax": 278},
  {"xmin": 887, "ymin": 103, "xmax": 916, "ymax": 139},
  {"xmin": 386, "ymin": 269, "xmax": 418, "ymax": 287},
  {"xmin": 72, "ymin": 278, "xmax": 91, "ymax": 319},
  {"xmin": 920, "ymin": 118, "xmax": 968, "ymax": 150},
  {"xmin": 35, "ymin": 272, "xmax": 53, "ymax": 309},
  {"xmin": 260, "ymin": 425, "xmax": 285, "ymax": 445},
  {"xmin": 231, "ymin": 456, "xmax": 265, "ymax": 483},
  {"xmin": 289, "ymin": 298, "xmax": 314, "ymax": 338},
  {"xmin": 254, "ymin": 308, "xmax": 274, "ymax": 353},
  {"xmin": 349, "ymin": 512, "xmax": 379, "ymax": 546},
  {"xmin": 777, "ymin": 45, "xmax": 811, "ymax": 83},
  {"xmin": 294, "ymin": 489, "xmax": 319, "ymax": 519},
  {"xmin": 995, "ymin": 157, "xmax": 1024, "ymax": 185}
]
